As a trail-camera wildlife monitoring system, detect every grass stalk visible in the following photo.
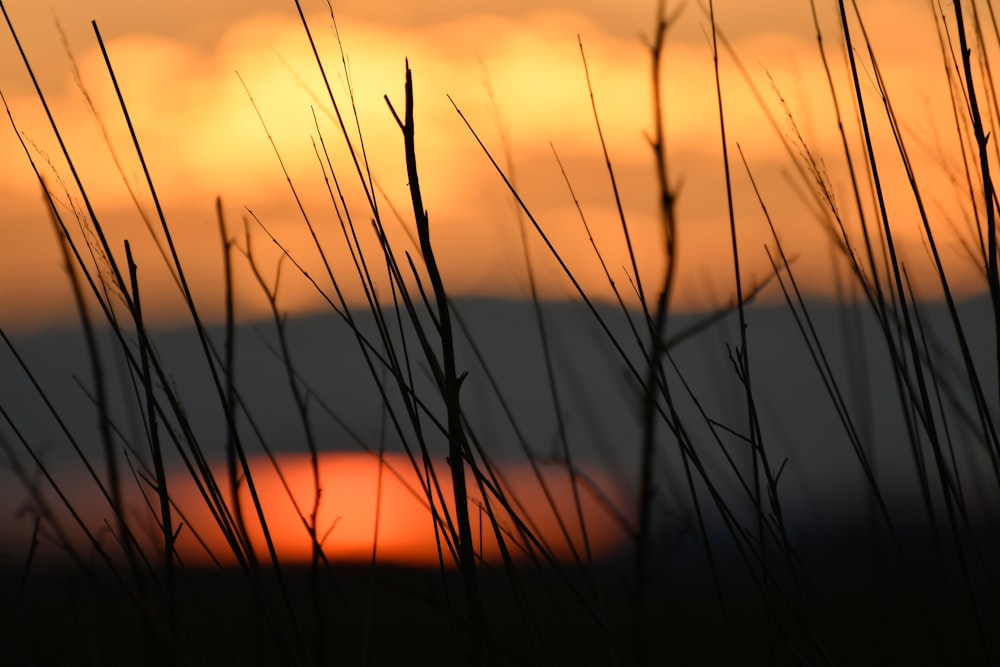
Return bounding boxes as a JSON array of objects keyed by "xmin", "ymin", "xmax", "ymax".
[
  {"xmin": 3, "ymin": 1, "xmax": 1000, "ymax": 663},
  {"xmin": 386, "ymin": 62, "xmax": 484, "ymax": 663}
]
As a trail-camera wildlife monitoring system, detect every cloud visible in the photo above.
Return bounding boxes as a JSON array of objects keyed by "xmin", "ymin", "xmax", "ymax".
[{"xmin": 0, "ymin": 2, "xmax": 990, "ymax": 332}]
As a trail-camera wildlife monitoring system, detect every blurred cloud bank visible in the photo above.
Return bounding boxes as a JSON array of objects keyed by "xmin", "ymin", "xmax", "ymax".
[{"xmin": 0, "ymin": 0, "xmax": 987, "ymax": 331}]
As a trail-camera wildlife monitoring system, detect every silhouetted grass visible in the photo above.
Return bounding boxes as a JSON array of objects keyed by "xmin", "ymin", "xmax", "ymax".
[{"xmin": 1, "ymin": 0, "xmax": 999, "ymax": 665}]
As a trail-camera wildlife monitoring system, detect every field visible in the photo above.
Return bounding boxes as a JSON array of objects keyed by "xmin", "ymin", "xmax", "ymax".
[{"xmin": 1, "ymin": 0, "xmax": 999, "ymax": 664}]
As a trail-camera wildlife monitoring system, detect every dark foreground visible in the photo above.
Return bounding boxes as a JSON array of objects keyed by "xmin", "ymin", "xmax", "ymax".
[{"xmin": 2, "ymin": 517, "xmax": 998, "ymax": 666}]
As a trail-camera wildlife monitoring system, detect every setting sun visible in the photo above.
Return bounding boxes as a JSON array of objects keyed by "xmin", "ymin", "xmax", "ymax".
[
  {"xmin": 167, "ymin": 452, "xmax": 629, "ymax": 568},
  {"xmin": 2, "ymin": 0, "xmax": 999, "ymax": 664}
]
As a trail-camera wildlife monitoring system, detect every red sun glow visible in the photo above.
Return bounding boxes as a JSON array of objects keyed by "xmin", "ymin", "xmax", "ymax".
[{"xmin": 167, "ymin": 452, "xmax": 630, "ymax": 569}]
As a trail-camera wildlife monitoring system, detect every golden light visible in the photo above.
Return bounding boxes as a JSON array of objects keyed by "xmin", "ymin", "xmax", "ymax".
[
  {"xmin": 169, "ymin": 452, "xmax": 629, "ymax": 569},
  {"xmin": 1, "ymin": 2, "xmax": 993, "ymax": 334}
]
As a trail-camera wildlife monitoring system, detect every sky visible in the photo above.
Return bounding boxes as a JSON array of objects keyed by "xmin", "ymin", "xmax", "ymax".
[
  {"xmin": 0, "ymin": 449, "xmax": 630, "ymax": 567},
  {"xmin": 0, "ymin": 0, "xmax": 993, "ymax": 332}
]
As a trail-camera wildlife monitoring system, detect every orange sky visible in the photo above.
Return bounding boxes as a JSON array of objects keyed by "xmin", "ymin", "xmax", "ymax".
[
  {"xmin": 170, "ymin": 452, "xmax": 629, "ymax": 568},
  {"xmin": 0, "ymin": 0, "xmax": 994, "ymax": 331},
  {"xmin": 0, "ymin": 451, "xmax": 630, "ymax": 568}
]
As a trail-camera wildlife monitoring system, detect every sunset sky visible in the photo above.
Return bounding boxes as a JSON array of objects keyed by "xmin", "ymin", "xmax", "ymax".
[
  {"xmin": 0, "ymin": 450, "xmax": 629, "ymax": 567},
  {"xmin": 0, "ymin": 0, "xmax": 992, "ymax": 331},
  {"xmin": 2, "ymin": 0, "xmax": 999, "ymax": 587}
]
